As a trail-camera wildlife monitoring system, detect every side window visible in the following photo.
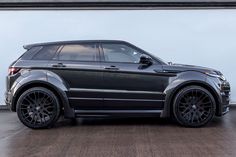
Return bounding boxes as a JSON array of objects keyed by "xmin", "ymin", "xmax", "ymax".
[
  {"xmin": 58, "ymin": 44, "xmax": 97, "ymax": 62},
  {"xmin": 102, "ymin": 43, "xmax": 143, "ymax": 63},
  {"xmin": 32, "ymin": 45, "xmax": 59, "ymax": 60}
]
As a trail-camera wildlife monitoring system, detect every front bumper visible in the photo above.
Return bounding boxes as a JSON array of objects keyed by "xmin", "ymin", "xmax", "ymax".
[
  {"xmin": 207, "ymin": 75, "xmax": 230, "ymax": 116},
  {"xmin": 219, "ymin": 81, "xmax": 230, "ymax": 115}
]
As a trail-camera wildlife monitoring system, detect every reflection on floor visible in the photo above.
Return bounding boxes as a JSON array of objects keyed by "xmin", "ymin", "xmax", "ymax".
[{"xmin": 0, "ymin": 106, "xmax": 236, "ymax": 157}]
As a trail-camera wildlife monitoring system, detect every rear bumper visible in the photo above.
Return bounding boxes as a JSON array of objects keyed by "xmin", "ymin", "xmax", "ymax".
[
  {"xmin": 5, "ymin": 91, "xmax": 13, "ymax": 111},
  {"xmin": 5, "ymin": 74, "xmax": 21, "ymax": 112}
]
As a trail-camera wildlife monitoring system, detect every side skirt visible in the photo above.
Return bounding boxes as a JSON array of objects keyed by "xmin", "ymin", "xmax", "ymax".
[{"xmin": 74, "ymin": 109, "xmax": 163, "ymax": 118}]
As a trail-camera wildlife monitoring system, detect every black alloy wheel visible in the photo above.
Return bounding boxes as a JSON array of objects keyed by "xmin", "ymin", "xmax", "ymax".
[
  {"xmin": 16, "ymin": 87, "xmax": 60, "ymax": 129},
  {"xmin": 173, "ymin": 86, "xmax": 216, "ymax": 127}
]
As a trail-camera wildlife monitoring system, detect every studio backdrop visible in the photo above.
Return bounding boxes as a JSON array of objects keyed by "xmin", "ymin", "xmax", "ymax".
[{"xmin": 0, "ymin": 9, "xmax": 235, "ymax": 104}]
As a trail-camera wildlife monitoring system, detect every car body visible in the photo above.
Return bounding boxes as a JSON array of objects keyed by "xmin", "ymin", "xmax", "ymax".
[{"xmin": 5, "ymin": 40, "xmax": 230, "ymax": 129}]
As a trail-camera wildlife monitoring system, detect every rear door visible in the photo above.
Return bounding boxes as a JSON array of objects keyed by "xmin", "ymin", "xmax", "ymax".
[{"xmin": 48, "ymin": 43, "xmax": 103, "ymax": 110}]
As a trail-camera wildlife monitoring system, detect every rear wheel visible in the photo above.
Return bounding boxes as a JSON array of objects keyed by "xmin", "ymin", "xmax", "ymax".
[
  {"xmin": 16, "ymin": 87, "xmax": 60, "ymax": 129},
  {"xmin": 173, "ymin": 86, "xmax": 216, "ymax": 127}
]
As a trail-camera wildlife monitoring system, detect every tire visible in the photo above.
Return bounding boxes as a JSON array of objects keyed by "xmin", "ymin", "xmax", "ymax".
[
  {"xmin": 173, "ymin": 85, "xmax": 216, "ymax": 127},
  {"xmin": 16, "ymin": 87, "xmax": 60, "ymax": 129}
]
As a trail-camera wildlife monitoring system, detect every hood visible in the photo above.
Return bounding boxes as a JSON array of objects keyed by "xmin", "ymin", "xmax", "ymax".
[{"xmin": 162, "ymin": 63, "xmax": 222, "ymax": 75}]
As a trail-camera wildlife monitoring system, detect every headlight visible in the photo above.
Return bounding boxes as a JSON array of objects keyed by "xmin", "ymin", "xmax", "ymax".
[{"xmin": 205, "ymin": 72, "xmax": 226, "ymax": 81}]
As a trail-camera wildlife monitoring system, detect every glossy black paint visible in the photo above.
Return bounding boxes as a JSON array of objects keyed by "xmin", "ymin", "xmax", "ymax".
[{"xmin": 5, "ymin": 40, "xmax": 230, "ymax": 118}]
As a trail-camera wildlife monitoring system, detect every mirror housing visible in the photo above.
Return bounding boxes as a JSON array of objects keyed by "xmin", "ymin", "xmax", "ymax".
[
  {"xmin": 168, "ymin": 61, "xmax": 173, "ymax": 65},
  {"xmin": 139, "ymin": 55, "xmax": 153, "ymax": 66}
]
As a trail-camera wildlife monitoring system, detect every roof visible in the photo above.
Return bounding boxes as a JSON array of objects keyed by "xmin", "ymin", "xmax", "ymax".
[
  {"xmin": 23, "ymin": 40, "xmax": 129, "ymax": 49},
  {"xmin": 2, "ymin": 0, "xmax": 236, "ymax": 2},
  {"xmin": 1, "ymin": 0, "xmax": 236, "ymax": 9}
]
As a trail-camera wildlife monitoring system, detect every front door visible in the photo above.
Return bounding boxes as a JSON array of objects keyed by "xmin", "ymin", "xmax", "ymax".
[{"xmin": 100, "ymin": 42, "xmax": 167, "ymax": 110}]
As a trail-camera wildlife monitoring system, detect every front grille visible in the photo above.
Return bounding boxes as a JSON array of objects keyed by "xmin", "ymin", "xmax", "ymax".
[{"xmin": 220, "ymin": 81, "xmax": 230, "ymax": 115}]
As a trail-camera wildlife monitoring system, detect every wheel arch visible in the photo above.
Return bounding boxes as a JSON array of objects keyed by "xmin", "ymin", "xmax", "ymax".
[
  {"xmin": 162, "ymin": 81, "xmax": 221, "ymax": 117},
  {"xmin": 12, "ymin": 81, "xmax": 75, "ymax": 118}
]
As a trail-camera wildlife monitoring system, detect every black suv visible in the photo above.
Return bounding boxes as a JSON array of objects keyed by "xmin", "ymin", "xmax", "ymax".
[{"xmin": 5, "ymin": 40, "xmax": 230, "ymax": 129}]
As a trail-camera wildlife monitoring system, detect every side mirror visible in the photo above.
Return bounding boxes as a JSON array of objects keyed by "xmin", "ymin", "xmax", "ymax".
[
  {"xmin": 168, "ymin": 61, "xmax": 173, "ymax": 65},
  {"xmin": 139, "ymin": 55, "xmax": 153, "ymax": 66}
]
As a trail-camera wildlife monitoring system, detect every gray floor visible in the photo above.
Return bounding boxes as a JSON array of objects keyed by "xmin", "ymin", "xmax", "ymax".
[{"xmin": 1, "ymin": 107, "xmax": 236, "ymax": 157}]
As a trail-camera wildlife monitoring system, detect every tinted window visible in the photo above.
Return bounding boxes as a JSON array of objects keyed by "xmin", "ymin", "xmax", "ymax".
[
  {"xmin": 102, "ymin": 44, "xmax": 143, "ymax": 63},
  {"xmin": 21, "ymin": 46, "xmax": 42, "ymax": 60},
  {"xmin": 32, "ymin": 45, "xmax": 59, "ymax": 60},
  {"xmin": 59, "ymin": 44, "xmax": 97, "ymax": 61}
]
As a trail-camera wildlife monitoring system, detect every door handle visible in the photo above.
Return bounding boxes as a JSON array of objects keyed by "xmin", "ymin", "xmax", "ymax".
[
  {"xmin": 52, "ymin": 63, "xmax": 66, "ymax": 68},
  {"xmin": 104, "ymin": 66, "xmax": 119, "ymax": 71}
]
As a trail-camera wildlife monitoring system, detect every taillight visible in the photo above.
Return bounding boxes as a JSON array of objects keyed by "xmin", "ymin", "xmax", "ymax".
[{"xmin": 8, "ymin": 67, "xmax": 21, "ymax": 75}]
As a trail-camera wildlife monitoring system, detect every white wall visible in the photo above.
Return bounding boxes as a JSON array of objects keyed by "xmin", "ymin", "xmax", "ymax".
[{"xmin": 0, "ymin": 10, "xmax": 236, "ymax": 105}]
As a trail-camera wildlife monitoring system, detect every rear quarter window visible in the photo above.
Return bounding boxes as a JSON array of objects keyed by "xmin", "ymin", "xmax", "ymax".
[
  {"xmin": 32, "ymin": 45, "xmax": 59, "ymax": 60},
  {"xmin": 20, "ymin": 46, "xmax": 42, "ymax": 60}
]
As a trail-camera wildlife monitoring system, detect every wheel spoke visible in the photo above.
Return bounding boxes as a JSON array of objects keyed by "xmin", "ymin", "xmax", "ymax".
[
  {"xmin": 197, "ymin": 95, "xmax": 208, "ymax": 104},
  {"xmin": 191, "ymin": 111, "xmax": 196, "ymax": 123},
  {"xmin": 181, "ymin": 107, "xmax": 191, "ymax": 115},
  {"xmin": 27, "ymin": 95, "xmax": 36, "ymax": 104},
  {"xmin": 39, "ymin": 94, "xmax": 47, "ymax": 104},
  {"xmin": 23, "ymin": 98, "xmax": 33, "ymax": 106}
]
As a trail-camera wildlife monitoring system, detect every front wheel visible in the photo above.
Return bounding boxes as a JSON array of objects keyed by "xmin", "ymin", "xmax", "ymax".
[
  {"xmin": 16, "ymin": 87, "xmax": 60, "ymax": 129},
  {"xmin": 173, "ymin": 86, "xmax": 216, "ymax": 127}
]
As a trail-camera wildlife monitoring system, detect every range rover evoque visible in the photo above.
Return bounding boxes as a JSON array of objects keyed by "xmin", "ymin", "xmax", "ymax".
[{"xmin": 5, "ymin": 40, "xmax": 230, "ymax": 129}]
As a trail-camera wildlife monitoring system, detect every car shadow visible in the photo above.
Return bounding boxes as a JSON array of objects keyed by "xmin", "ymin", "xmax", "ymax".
[
  {"xmin": 54, "ymin": 116, "xmax": 173, "ymax": 127},
  {"xmin": 52, "ymin": 115, "xmax": 225, "ymax": 129}
]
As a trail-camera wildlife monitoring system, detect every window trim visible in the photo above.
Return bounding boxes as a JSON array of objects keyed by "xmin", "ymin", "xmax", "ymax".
[{"xmin": 55, "ymin": 43, "xmax": 100, "ymax": 62}]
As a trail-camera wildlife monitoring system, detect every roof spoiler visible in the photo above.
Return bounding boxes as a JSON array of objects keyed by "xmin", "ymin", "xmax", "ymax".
[
  {"xmin": 23, "ymin": 42, "xmax": 45, "ymax": 50},
  {"xmin": 23, "ymin": 45, "xmax": 30, "ymax": 50},
  {"xmin": 23, "ymin": 44, "xmax": 36, "ymax": 50}
]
